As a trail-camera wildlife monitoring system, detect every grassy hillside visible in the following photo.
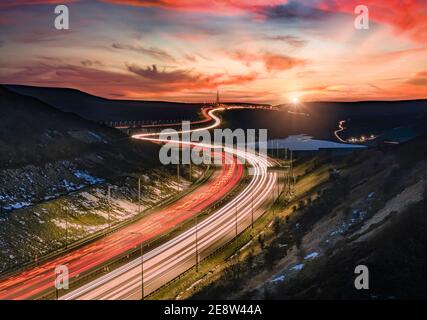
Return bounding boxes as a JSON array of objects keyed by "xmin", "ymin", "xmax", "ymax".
[{"xmin": 191, "ymin": 133, "xmax": 427, "ymax": 300}]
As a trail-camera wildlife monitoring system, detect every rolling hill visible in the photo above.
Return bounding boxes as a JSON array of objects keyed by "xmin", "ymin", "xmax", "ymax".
[
  {"xmin": 4, "ymin": 84, "xmax": 203, "ymax": 123},
  {"xmin": 0, "ymin": 86, "xmax": 196, "ymax": 273},
  {"xmin": 0, "ymin": 85, "xmax": 161, "ymax": 211}
]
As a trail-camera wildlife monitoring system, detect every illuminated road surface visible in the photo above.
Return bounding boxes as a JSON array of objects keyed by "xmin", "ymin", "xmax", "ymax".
[
  {"xmin": 334, "ymin": 120, "xmax": 347, "ymax": 143},
  {"xmin": 0, "ymin": 107, "xmax": 277, "ymax": 300},
  {"xmin": 0, "ymin": 156, "xmax": 241, "ymax": 300},
  {"xmin": 0, "ymin": 109, "xmax": 242, "ymax": 300},
  {"xmin": 62, "ymin": 108, "xmax": 279, "ymax": 300}
]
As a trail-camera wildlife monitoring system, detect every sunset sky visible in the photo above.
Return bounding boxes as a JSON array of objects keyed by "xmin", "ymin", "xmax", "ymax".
[{"xmin": 0, "ymin": 0, "xmax": 426, "ymax": 103}]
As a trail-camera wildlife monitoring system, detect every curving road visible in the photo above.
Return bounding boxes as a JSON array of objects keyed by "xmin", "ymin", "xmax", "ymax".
[
  {"xmin": 0, "ymin": 108, "xmax": 242, "ymax": 300},
  {"xmin": 62, "ymin": 108, "xmax": 279, "ymax": 300},
  {"xmin": 0, "ymin": 153, "xmax": 242, "ymax": 300},
  {"xmin": 334, "ymin": 120, "xmax": 347, "ymax": 143},
  {"xmin": 0, "ymin": 106, "xmax": 278, "ymax": 300}
]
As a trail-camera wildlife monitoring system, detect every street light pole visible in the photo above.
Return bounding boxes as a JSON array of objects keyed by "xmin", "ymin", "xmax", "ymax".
[
  {"xmin": 131, "ymin": 232, "xmax": 144, "ymax": 300},
  {"xmin": 235, "ymin": 204, "xmax": 238, "ymax": 250},
  {"xmin": 107, "ymin": 185, "xmax": 112, "ymax": 231},
  {"xmin": 195, "ymin": 213, "xmax": 199, "ymax": 272},
  {"xmin": 138, "ymin": 177, "xmax": 141, "ymax": 214},
  {"xmin": 290, "ymin": 150, "xmax": 294, "ymax": 192},
  {"xmin": 176, "ymin": 145, "xmax": 181, "ymax": 192},
  {"xmin": 251, "ymin": 191, "xmax": 254, "ymax": 229},
  {"xmin": 140, "ymin": 242, "xmax": 144, "ymax": 300},
  {"xmin": 272, "ymin": 179, "xmax": 275, "ymax": 217},
  {"xmin": 65, "ymin": 209, "xmax": 68, "ymax": 249}
]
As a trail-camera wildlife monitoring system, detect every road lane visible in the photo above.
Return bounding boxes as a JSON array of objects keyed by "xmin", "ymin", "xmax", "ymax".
[
  {"xmin": 0, "ymin": 150, "xmax": 242, "ymax": 300},
  {"xmin": 0, "ymin": 106, "xmax": 277, "ymax": 300},
  {"xmin": 62, "ymin": 129, "xmax": 279, "ymax": 299}
]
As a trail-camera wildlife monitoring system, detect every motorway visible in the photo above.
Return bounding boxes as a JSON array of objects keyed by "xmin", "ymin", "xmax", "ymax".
[
  {"xmin": 0, "ymin": 119, "xmax": 242, "ymax": 300},
  {"xmin": 62, "ymin": 108, "xmax": 279, "ymax": 300},
  {"xmin": 0, "ymin": 107, "xmax": 278, "ymax": 300}
]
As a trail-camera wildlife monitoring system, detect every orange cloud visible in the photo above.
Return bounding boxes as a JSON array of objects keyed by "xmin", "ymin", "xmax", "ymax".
[
  {"xmin": 315, "ymin": 0, "xmax": 427, "ymax": 43},
  {"xmin": 112, "ymin": 43, "xmax": 177, "ymax": 63},
  {"xmin": 0, "ymin": 0, "xmax": 78, "ymax": 8},
  {"xmin": 263, "ymin": 34, "xmax": 307, "ymax": 48},
  {"xmin": 230, "ymin": 50, "xmax": 305, "ymax": 72},
  {"xmin": 99, "ymin": 0, "xmax": 288, "ymax": 15},
  {"xmin": 406, "ymin": 70, "xmax": 427, "ymax": 86},
  {"xmin": 0, "ymin": 61, "xmax": 258, "ymax": 101},
  {"xmin": 262, "ymin": 52, "xmax": 305, "ymax": 72},
  {"xmin": 127, "ymin": 63, "xmax": 258, "ymax": 89}
]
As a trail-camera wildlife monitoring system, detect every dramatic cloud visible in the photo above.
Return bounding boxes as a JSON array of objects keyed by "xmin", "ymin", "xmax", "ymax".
[
  {"xmin": 127, "ymin": 63, "xmax": 258, "ymax": 88},
  {"xmin": 230, "ymin": 51, "xmax": 305, "ymax": 72},
  {"xmin": 262, "ymin": 52, "xmax": 305, "ymax": 72},
  {"xmin": 3, "ymin": 0, "xmax": 427, "ymax": 43},
  {"xmin": 112, "ymin": 43, "xmax": 177, "ymax": 63},
  {"xmin": 407, "ymin": 70, "xmax": 427, "ymax": 86},
  {"xmin": 0, "ymin": 0, "xmax": 78, "ymax": 8},
  {"xmin": 80, "ymin": 60, "xmax": 103, "ymax": 67},
  {"xmin": 183, "ymin": 54, "xmax": 197, "ymax": 63},
  {"xmin": 1, "ymin": 0, "xmax": 426, "ymax": 102},
  {"xmin": 99, "ymin": 0, "xmax": 427, "ymax": 44},
  {"xmin": 256, "ymin": 1, "xmax": 332, "ymax": 21},
  {"xmin": 262, "ymin": 34, "xmax": 307, "ymax": 48},
  {"xmin": 314, "ymin": 0, "xmax": 427, "ymax": 43},
  {"xmin": 127, "ymin": 64, "xmax": 196, "ymax": 83},
  {"xmin": 99, "ymin": 0, "xmax": 287, "ymax": 16},
  {"xmin": 0, "ymin": 61, "xmax": 258, "ymax": 101},
  {"xmin": 12, "ymin": 30, "xmax": 73, "ymax": 43}
]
